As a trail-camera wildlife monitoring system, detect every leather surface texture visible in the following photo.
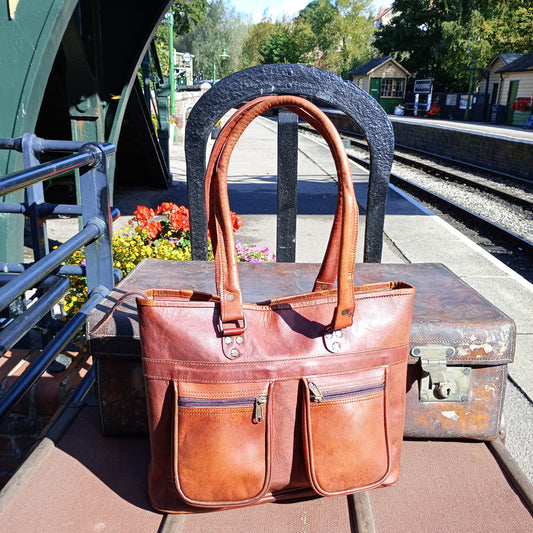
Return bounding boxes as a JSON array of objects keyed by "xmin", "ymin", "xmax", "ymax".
[{"xmin": 136, "ymin": 95, "xmax": 416, "ymax": 512}]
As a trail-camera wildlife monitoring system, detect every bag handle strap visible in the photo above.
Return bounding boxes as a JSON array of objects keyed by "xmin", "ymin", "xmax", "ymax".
[{"xmin": 204, "ymin": 95, "xmax": 358, "ymax": 335}]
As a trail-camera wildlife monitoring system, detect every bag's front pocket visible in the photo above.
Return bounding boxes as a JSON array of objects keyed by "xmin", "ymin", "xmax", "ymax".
[
  {"xmin": 303, "ymin": 367, "xmax": 391, "ymax": 496},
  {"xmin": 173, "ymin": 381, "xmax": 271, "ymax": 507}
]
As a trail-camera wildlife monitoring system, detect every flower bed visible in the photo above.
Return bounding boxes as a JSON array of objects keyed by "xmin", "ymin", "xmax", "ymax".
[{"xmin": 62, "ymin": 203, "xmax": 275, "ymax": 315}]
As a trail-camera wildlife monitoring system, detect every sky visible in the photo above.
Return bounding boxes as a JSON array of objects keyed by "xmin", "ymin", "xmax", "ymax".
[{"xmin": 229, "ymin": 0, "xmax": 391, "ymax": 23}]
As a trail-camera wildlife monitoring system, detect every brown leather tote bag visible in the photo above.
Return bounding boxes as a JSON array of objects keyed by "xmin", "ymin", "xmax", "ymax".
[{"xmin": 136, "ymin": 95, "xmax": 416, "ymax": 513}]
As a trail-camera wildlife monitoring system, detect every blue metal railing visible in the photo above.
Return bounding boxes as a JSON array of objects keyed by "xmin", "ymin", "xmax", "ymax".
[{"xmin": 0, "ymin": 134, "xmax": 119, "ymax": 421}]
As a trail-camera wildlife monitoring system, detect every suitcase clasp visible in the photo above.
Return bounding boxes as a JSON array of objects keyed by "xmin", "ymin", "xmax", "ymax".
[{"xmin": 412, "ymin": 345, "xmax": 471, "ymax": 403}]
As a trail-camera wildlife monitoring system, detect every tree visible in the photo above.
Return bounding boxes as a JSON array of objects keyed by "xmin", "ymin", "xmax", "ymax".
[
  {"xmin": 260, "ymin": 22, "xmax": 314, "ymax": 64},
  {"xmin": 153, "ymin": 0, "xmax": 208, "ymax": 76},
  {"xmin": 375, "ymin": 0, "xmax": 533, "ymax": 91},
  {"xmin": 328, "ymin": 0, "xmax": 375, "ymax": 77},
  {"xmin": 482, "ymin": 2, "xmax": 533, "ymax": 54},
  {"xmin": 176, "ymin": 0, "xmax": 250, "ymax": 80},
  {"xmin": 256, "ymin": 0, "xmax": 374, "ymax": 78},
  {"xmin": 241, "ymin": 17, "xmax": 277, "ymax": 68}
]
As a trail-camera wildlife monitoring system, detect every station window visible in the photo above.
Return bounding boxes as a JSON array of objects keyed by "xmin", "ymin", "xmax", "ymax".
[
  {"xmin": 380, "ymin": 78, "xmax": 405, "ymax": 98},
  {"xmin": 358, "ymin": 77, "xmax": 364, "ymax": 88}
]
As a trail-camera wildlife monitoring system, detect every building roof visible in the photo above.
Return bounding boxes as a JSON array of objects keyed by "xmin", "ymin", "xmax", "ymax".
[
  {"xmin": 486, "ymin": 53, "xmax": 523, "ymax": 70},
  {"xmin": 351, "ymin": 56, "xmax": 390, "ymax": 75},
  {"xmin": 351, "ymin": 56, "xmax": 410, "ymax": 77},
  {"xmin": 499, "ymin": 49, "xmax": 533, "ymax": 73},
  {"xmin": 372, "ymin": 6, "xmax": 392, "ymax": 23}
]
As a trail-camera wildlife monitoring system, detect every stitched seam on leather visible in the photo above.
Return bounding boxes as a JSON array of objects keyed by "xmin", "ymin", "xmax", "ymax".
[
  {"xmin": 495, "ymin": 364, "xmax": 506, "ymax": 434},
  {"xmin": 137, "ymin": 291, "xmax": 413, "ymax": 311},
  {"xmin": 143, "ymin": 343, "xmax": 409, "ymax": 366},
  {"xmin": 144, "ymin": 361, "xmax": 405, "ymax": 382}
]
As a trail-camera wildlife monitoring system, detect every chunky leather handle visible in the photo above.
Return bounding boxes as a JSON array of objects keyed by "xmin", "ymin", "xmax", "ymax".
[{"xmin": 205, "ymin": 95, "xmax": 358, "ymax": 335}]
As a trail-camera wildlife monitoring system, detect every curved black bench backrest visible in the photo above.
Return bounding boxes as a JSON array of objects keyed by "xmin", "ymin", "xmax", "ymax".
[{"xmin": 185, "ymin": 64, "xmax": 394, "ymax": 262}]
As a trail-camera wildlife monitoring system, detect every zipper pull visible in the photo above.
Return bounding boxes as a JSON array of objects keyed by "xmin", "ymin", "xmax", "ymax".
[
  {"xmin": 308, "ymin": 382, "xmax": 324, "ymax": 402},
  {"xmin": 253, "ymin": 396, "xmax": 267, "ymax": 424}
]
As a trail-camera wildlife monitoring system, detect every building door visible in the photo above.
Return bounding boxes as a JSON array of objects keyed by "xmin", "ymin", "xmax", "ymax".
[
  {"xmin": 369, "ymin": 78, "xmax": 381, "ymax": 101},
  {"xmin": 506, "ymin": 80, "xmax": 519, "ymax": 124},
  {"xmin": 490, "ymin": 82, "xmax": 499, "ymax": 106}
]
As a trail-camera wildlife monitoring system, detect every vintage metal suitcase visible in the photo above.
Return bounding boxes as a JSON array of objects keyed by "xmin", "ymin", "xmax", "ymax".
[{"xmin": 87, "ymin": 259, "xmax": 514, "ymax": 439}]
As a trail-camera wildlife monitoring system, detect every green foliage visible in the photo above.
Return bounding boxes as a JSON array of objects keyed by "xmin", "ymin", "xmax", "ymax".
[
  {"xmin": 241, "ymin": 19, "xmax": 277, "ymax": 68},
  {"xmin": 260, "ymin": 23, "xmax": 314, "ymax": 64},
  {"xmin": 255, "ymin": 0, "xmax": 374, "ymax": 77},
  {"xmin": 482, "ymin": 3, "xmax": 533, "ymax": 54},
  {"xmin": 375, "ymin": 0, "xmax": 533, "ymax": 91},
  {"xmin": 172, "ymin": 0, "xmax": 208, "ymax": 36},
  {"xmin": 153, "ymin": 0, "xmax": 208, "ymax": 76},
  {"xmin": 176, "ymin": 0, "xmax": 250, "ymax": 80}
]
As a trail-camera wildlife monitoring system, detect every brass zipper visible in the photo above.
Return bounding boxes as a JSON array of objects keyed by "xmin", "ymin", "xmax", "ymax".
[
  {"xmin": 308, "ymin": 381, "xmax": 385, "ymax": 403},
  {"xmin": 178, "ymin": 395, "xmax": 268, "ymax": 424}
]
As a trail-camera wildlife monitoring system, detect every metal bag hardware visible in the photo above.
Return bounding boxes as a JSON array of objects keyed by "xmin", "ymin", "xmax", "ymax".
[{"xmin": 411, "ymin": 345, "xmax": 471, "ymax": 402}]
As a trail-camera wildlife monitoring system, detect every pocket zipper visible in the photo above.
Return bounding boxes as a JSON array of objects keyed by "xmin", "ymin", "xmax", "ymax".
[
  {"xmin": 308, "ymin": 381, "xmax": 385, "ymax": 403},
  {"xmin": 178, "ymin": 396, "xmax": 268, "ymax": 424}
]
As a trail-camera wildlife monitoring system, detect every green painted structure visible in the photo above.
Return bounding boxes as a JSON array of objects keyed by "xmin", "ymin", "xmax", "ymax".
[{"xmin": 0, "ymin": 0, "xmax": 174, "ymax": 261}]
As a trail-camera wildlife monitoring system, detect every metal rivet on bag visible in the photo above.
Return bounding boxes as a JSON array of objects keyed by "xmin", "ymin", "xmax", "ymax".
[
  {"xmin": 332, "ymin": 342, "xmax": 341, "ymax": 353},
  {"xmin": 226, "ymin": 293, "xmax": 235, "ymax": 302},
  {"xmin": 341, "ymin": 309, "xmax": 350, "ymax": 316},
  {"xmin": 235, "ymin": 336, "xmax": 244, "ymax": 345},
  {"xmin": 229, "ymin": 348, "xmax": 240, "ymax": 358},
  {"xmin": 320, "ymin": 283, "xmax": 329, "ymax": 290},
  {"xmin": 224, "ymin": 337, "xmax": 232, "ymax": 345}
]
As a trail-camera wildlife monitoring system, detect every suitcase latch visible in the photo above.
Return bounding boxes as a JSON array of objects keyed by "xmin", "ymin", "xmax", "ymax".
[{"xmin": 412, "ymin": 345, "xmax": 471, "ymax": 402}]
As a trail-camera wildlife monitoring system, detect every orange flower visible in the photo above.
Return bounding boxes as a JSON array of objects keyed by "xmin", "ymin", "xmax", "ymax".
[
  {"xmin": 231, "ymin": 212, "xmax": 243, "ymax": 231},
  {"xmin": 134, "ymin": 205, "xmax": 155, "ymax": 224},
  {"xmin": 144, "ymin": 220, "xmax": 162, "ymax": 239},
  {"xmin": 155, "ymin": 202, "xmax": 179, "ymax": 216}
]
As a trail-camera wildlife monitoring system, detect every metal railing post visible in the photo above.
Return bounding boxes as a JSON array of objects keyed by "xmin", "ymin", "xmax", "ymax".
[
  {"xmin": 79, "ymin": 143, "xmax": 114, "ymax": 295},
  {"xmin": 22, "ymin": 133, "xmax": 49, "ymax": 260}
]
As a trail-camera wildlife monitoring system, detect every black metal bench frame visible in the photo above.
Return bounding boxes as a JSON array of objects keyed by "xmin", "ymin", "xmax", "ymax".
[{"xmin": 185, "ymin": 64, "xmax": 395, "ymax": 263}]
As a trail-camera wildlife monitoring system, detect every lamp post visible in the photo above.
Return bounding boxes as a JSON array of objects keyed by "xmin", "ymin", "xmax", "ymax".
[
  {"xmin": 213, "ymin": 40, "xmax": 229, "ymax": 85},
  {"xmin": 168, "ymin": 11, "xmax": 175, "ymax": 116}
]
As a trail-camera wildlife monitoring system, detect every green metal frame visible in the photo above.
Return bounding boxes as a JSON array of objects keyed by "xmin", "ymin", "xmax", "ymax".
[{"xmin": 0, "ymin": 0, "xmax": 174, "ymax": 261}]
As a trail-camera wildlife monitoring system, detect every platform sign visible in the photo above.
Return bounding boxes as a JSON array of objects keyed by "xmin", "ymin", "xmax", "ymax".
[
  {"xmin": 413, "ymin": 78, "xmax": 433, "ymax": 117},
  {"xmin": 414, "ymin": 78, "xmax": 433, "ymax": 94}
]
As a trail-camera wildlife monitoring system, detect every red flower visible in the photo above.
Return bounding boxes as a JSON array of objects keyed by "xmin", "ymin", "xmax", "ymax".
[
  {"xmin": 231, "ymin": 212, "xmax": 243, "ymax": 231},
  {"xmin": 144, "ymin": 220, "xmax": 162, "ymax": 239},
  {"xmin": 155, "ymin": 202, "xmax": 179, "ymax": 216},
  {"xmin": 134, "ymin": 205, "xmax": 155, "ymax": 225}
]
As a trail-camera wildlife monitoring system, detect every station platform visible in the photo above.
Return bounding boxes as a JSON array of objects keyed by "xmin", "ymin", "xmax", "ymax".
[
  {"xmin": 389, "ymin": 114, "xmax": 533, "ymax": 143},
  {"xmin": 324, "ymin": 109, "xmax": 533, "ymax": 181},
  {"xmin": 24, "ymin": 113, "xmax": 533, "ymax": 531}
]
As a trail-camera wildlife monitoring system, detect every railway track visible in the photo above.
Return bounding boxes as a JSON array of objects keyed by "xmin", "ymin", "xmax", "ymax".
[
  {"xmin": 341, "ymin": 131, "xmax": 533, "ymax": 211},
  {"xmin": 299, "ymin": 124, "xmax": 533, "ymax": 281}
]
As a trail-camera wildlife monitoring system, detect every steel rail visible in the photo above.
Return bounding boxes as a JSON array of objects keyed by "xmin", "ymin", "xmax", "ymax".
[
  {"xmin": 344, "ymin": 134, "xmax": 533, "ymax": 211},
  {"xmin": 346, "ymin": 152, "xmax": 533, "ymax": 259},
  {"xmin": 329, "ymin": 124, "xmax": 533, "ymax": 188}
]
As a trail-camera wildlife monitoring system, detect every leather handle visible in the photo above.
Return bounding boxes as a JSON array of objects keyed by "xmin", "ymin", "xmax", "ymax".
[
  {"xmin": 205, "ymin": 97, "xmax": 346, "ymax": 295},
  {"xmin": 204, "ymin": 95, "xmax": 359, "ymax": 334}
]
